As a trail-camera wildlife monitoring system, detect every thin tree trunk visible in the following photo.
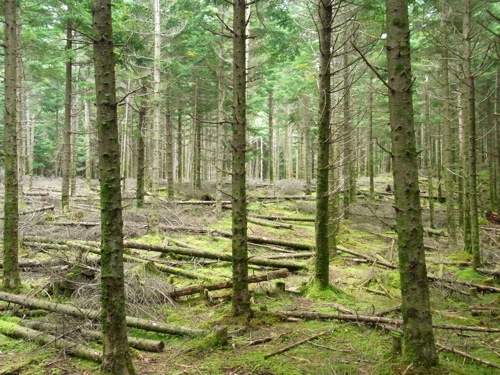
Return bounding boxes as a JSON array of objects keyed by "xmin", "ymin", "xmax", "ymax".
[
  {"xmin": 315, "ymin": 0, "xmax": 332, "ymax": 289},
  {"xmin": 386, "ymin": 0, "xmax": 438, "ymax": 367},
  {"xmin": 231, "ymin": 0, "xmax": 250, "ymax": 316},
  {"xmin": 61, "ymin": 25, "xmax": 73, "ymax": 211},
  {"xmin": 165, "ymin": 94, "xmax": 174, "ymax": 199},
  {"xmin": 177, "ymin": 108, "xmax": 183, "ymax": 183},
  {"xmin": 368, "ymin": 76, "xmax": 375, "ymax": 199},
  {"xmin": 2, "ymin": 0, "xmax": 21, "ymax": 292},
  {"xmin": 424, "ymin": 77, "xmax": 436, "ymax": 229},
  {"xmin": 440, "ymin": 1, "xmax": 457, "ymax": 246},
  {"xmin": 150, "ymin": 0, "xmax": 161, "ymax": 234},
  {"xmin": 85, "ymin": 98, "xmax": 92, "ymax": 190},
  {"xmin": 268, "ymin": 90, "xmax": 275, "ymax": 182},
  {"xmin": 135, "ymin": 87, "xmax": 146, "ymax": 208},
  {"xmin": 193, "ymin": 78, "xmax": 201, "ymax": 191},
  {"xmin": 463, "ymin": 0, "xmax": 481, "ymax": 268},
  {"xmin": 91, "ymin": 0, "xmax": 135, "ymax": 373}
]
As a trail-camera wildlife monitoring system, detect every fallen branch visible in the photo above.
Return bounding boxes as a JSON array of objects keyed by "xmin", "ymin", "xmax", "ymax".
[
  {"xmin": 0, "ymin": 205, "xmax": 55, "ymax": 219},
  {"xmin": 252, "ymin": 215, "xmax": 315, "ymax": 223},
  {"xmin": 169, "ymin": 269, "xmax": 289, "ymax": 298},
  {"xmin": 436, "ymin": 343, "xmax": 500, "ymax": 369},
  {"xmin": 275, "ymin": 310, "xmax": 500, "ymax": 333},
  {"xmin": 20, "ymin": 320, "xmax": 164, "ymax": 352},
  {"xmin": 0, "ymin": 319, "xmax": 102, "ymax": 362},
  {"xmin": 50, "ymin": 222, "xmax": 100, "ymax": 227},
  {"xmin": 248, "ymin": 217, "xmax": 293, "ymax": 229},
  {"xmin": 264, "ymin": 331, "xmax": 327, "ymax": 359},
  {"xmin": 0, "ymin": 291, "xmax": 208, "ymax": 337},
  {"xmin": 336, "ymin": 245, "xmax": 397, "ymax": 269},
  {"xmin": 246, "ymin": 336, "xmax": 273, "ymax": 346},
  {"xmin": 162, "ymin": 226, "xmax": 315, "ymax": 251},
  {"xmin": 428, "ymin": 275, "xmax": 500, "ymax": 293}
]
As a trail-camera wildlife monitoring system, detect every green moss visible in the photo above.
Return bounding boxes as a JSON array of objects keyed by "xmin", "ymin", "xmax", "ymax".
[
  {"xmin": 303, "ymin": 281, "xmax": 346, "ymax": 301},
  {"xmin": 447, "ymin": 251, "xmax": 473, "ymax": 262},
  {"xmin": 456, "ymin": 268, "xmax": 483, "ymax": 283}
]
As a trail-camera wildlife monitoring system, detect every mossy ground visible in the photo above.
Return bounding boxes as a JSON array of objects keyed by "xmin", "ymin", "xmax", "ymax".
[{"xmin": 1, "ymin": 179, "xmax": 499, "ymax": 374}]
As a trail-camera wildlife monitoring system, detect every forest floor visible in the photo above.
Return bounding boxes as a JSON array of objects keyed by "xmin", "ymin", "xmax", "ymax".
[{"xmin": 0, "ymin": 176, "xmax": 499, "ymax": 375}]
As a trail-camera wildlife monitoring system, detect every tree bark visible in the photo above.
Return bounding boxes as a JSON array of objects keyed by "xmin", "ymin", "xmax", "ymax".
[
  {"xmin": 91, "ymin": 1, "xmax": 136, "ymax": 373},
  {"xmin": 315, "ymin": 0, "xmax": 333, "ymax": 289},
  {"xmin": 386, "ymin": 0, "xmax": 438, "ymax": 367},
  {"xmin": 2, "ymin": 0, "xmax": 21, "ymax": 293},
  {"xmin": 463, "ymin": 0, "xmax": 481, "ymax": 268},
  {"xmin": 440, "ymin": 1, "xmax": 457, "ymax": 246},
  {"xmin": 61, "ymin": 24, "xmax": 73, "ymax": 212},
  {"xmin": 135, "ymin": 85, "xmax": 147, "ymax": 208},
  {"xmin": 231, "ymin": 0, "xmax": 251, "ymax": 317}
]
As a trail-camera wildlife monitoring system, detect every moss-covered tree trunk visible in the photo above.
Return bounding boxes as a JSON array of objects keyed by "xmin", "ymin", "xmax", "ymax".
[
  {"xmin": 385, "ymin": 0, "xmax": 438, "ymax": 368},
  {"xmin": 368, "ymin": 76, "xmax": 375, "ymax": 199},
  {"xmin": 2, "ymin": 0, "xmax": 21, "ymax": 293},
  {"xmin": 177, "ymin": 108, "xmax": 183, "ymax": 183},
  {"xmin": 193, "ymin": 78, "xmax": 202, "ymax": 191},
  {"xmin": 231, "ymin": 0, "xmax": 250, "ymax": 317},
  {"xmin": 424, "ymin": 78, "xmax": 436, "ymax": 229},
  {"xmin": 135, "ymin": 86, "xmax": 146, "ymax": 209},
  {"xmin": 463, "ymin": 0, "xmax": 481, "ymax": 269},
  {"xmin": 315, "ymin": 0, "xmax": 333, "ymax": 289},
  {"xmin": 91, "ymin": 1, "xmax": 135, "ymax": 373},
  {"xmin": 61, "ymin": 25, "xmax": 73, "ymax": 212}
]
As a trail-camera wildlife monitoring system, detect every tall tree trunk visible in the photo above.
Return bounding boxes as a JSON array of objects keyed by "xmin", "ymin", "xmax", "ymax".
[
  {"xmin": 440, "ymin": 2, "xmax": 457, "ymax": 246},
  {"xmin": 386, "ymin": 0, "xmax": 438, "ymax": 367},
  {"xmin": 342, "ymin": 40, "xmax": 354, "ymax": 218},
  {"xmin": 70, "ymin": 79, "xmax": 79, "ymax": 197},
  {"xmin": 150, "ymin": 0, "xmax": 161, "ymax": 234},
  {"xmin": 424, "ymin": 77, "xmax": 436, "ymax": 229},
  {"xmin": 495, "ymin": 69, "xmax": 500, "ymax": 215},
  {"xmin": 463, "ymin": 0, "xmax": 481, "ymax": 268},
  {"xmin": 368, "ymin": 76, "xmax": 375, "ymax": 199},
  {"xmin": 315, "ymin": 0, "xmax": 332, "ymax": 289},
  {"xmin": 61, "ymin": 25, "xmax": 73, "ymax": 211},
  {"xmin": 216, "ymin": 39, "xmax": 226, "ymax": 215},
  {"xmin": 177, "ymin": 108, "xmax": 183, "ymax": 183},
  {"xmin": 165, "ymin": 94, "xmax": 174, "ymax": 199},
  {"xmin": 135, "ymin": 87, "xmax": 147, "ymax": 209},
  {"xmin": 2, "ymin": 0, "xmax": 21, "ymax": 292},
  {"xmin": 85, "ymin": 98, "xmax": 92, "ymax": 190},
  {"xmin": 268, "ymin": 90, "xmax": 275, "ymax": 182},
  {"xmin": 91, "ymin": 1, "xmax": 135, "ymax": 373},
  {"xmin": 193, "ymin": 78, "xmax": 202, "ymax": 191},
  {"xmin": 231, "ymin": 0, "xmax": 250, "ymax": 317}
]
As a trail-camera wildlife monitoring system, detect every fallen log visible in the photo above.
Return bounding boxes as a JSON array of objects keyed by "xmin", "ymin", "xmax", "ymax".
[
  {"xmin": 336, "ymin": 245, "xmax": 397, "ymax": 269},
  {"xmin": 436, "ymin": 343, "xmax": 500, "ymax": 370},
  {"xmin": 428, "ymin": 275, "xmax": 500, "ymax": 293},
  {"xmin": 162, "ymin": 226, "xmax": 314, "ymax": 251},
  {"xmin": 0, "ymin": 291, "xmax": 208, "ymax": 337},
  {"xmin": 123, "ymin": 240, "xmax": 307, "ymax": 270},
  {"xmin": 0, "ymin": 205, "xmax": 55, "ymax": 219},
  {"xmin": 250, "ymin": 195, "xmax": 314, "ymax": 201},
  {"xmin": 248, "ymin": 217, "xmax": 293, "ymax": 229},
  {"xmin": 0, "ymin": 319, "xmax": 102, "ymax": 362},
  {"xmin": 169, "ymin": 269, "xmax": 289, "ymax": 298},
  {"xmin": 20, "ymin": 320, "xmax": 164, "ymax": 352},
  {"xmin": 252, "ymin": 215, "xmax": 315, "ymax": 223},
  {"xmin": 0, "ymin": 258, "xmax": 67, "ymax": 269},
  {"xmin": 50, "ymin": 222, "xmax": 100, "ymax": 227},
  {"xmin": 264, "ymin": 331, "xmax": 327, "ymax": 359},
  {"xmin": 275, "ymin": 310, "xmax": 500, "ymax": 333},
  {"xmin": 67, "ymin": 241, "xmax": 216, "ymax": 281},
  {"xmin": 263, "ymin": 252, "xmax": 315, "ymax": 260}
]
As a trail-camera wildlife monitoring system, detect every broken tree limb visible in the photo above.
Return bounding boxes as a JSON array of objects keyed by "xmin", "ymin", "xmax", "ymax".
[
  {"xmin": 436, "ymin": 343, "xmax": 500, "ymax": 369},
  {"xmin": 122, "ymin": 240, "xmax": 307, "ymax": 270},
  {"xmin": 274, "ymin": 310, "xmax": 500, "ymax": 333},
  {"xmin": 247, "ymin": 217, "xmax": 293, "ymax": 229},
  {"xmin": 336, "ymin": 245, "xmax": 397, "ymax": 269},
  {"xmin": 162, "ymin": 226, "xmax": 315, "ymax": 251},
  {"xmin": 0, "ymin": 205, "xmax": 55, "ymax": 219},
  {"xmin": 0, "ymin": 258, "xmax": 67, "ymax": 269},
  {"xmin": 0, "ymin": 291, "xmax": 208, "ymax": 337},
  {"xmin": 263, "ymin": 252, "xmax": 315, "ymax": 260},
  {"xmin": 264, "ymin": 331, "xmax": 327, "ymax": 359},
  {"xmin": 250, "ymin": 195, "xmax": 314, "ymax": 201},
  {"xmin": 0, "ymin": 319, "xmax": 102, "ymax": 362},
  {"xmin": 428, "ymin": 275, "xmax": 500, "ymax": 293},
  {"xmin": 50, "ymin": 222, "xmax": 100, "ymax": 227},
  {"xmin": 169, "ymin": 269, "xmax": 289, "ymax": 298},
  {"xmin": 67, "ymin": 241, "xmax": 217, "ymax": 281},
  {"xmin": 20, "ymin": 320, "xmax": 164, "ymax": 353},
  {"xmin": 252, "ymin": 215, "xmax": 315, "ymax": 223}
]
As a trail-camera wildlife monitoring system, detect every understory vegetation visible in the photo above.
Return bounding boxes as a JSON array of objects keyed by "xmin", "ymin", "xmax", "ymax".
[{"xmin": 0, "ymin": 176, "xmax": 498, "ymax": 375}]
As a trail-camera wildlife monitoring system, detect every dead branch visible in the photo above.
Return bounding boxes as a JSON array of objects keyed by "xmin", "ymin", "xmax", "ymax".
[
  {"xmin": 247, "ymin": 216, "xmax": 293, "ymax": 229},
  {"xmin": 264, "ymin": 331, "xmax": 327, "ymax": 359}
]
